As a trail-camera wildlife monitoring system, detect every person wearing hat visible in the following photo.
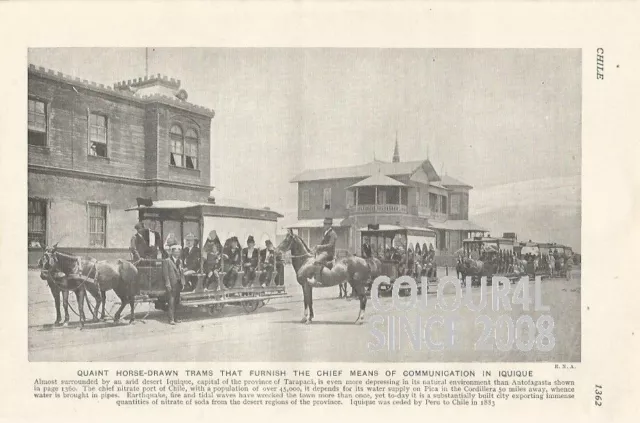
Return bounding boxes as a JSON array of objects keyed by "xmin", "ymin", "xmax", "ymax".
[
  {"xmin": 242, "ymin": 235, "xmax": 259, "ymax": 287},
  {"xmin": 162, "ymin": 244, "xmax": 185, "ymax": 325},
  {"xmin": 181, "ymin": 233, "xmax": 200, "ymax": 290},
  {"xmin": 313, "ymin": 217, "xmax": 338, "ymax": 283},
  {"xmin": 259, "ymin": 239, "xmax": 276, "ymax": 287},
  {"xmin": 130, "ymin": 222, "xmax": 164, "ymax": 261},
  {"xmin": 202, "ymin": 230, "xmax": 223, "ymax": 290},
  {"xmin": 222, "ymin": 236, "xmax": 242, "ymax": 288}
]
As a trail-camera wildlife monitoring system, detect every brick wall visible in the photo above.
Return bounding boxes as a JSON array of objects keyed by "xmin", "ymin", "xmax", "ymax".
[
  {"xmin": 156, "ymin": 107, "xmax": 211, "ymax": 187},
  {"xmin": 28, "ymin": 76, "xmax": 147, "ymax": 179}
]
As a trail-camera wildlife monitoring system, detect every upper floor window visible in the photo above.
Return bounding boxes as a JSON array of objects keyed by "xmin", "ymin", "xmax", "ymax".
[
  {"xmin": 184, "ymin": 129, "xmax": 199, "ymax": 169},
  {"xmin": 89, "ymin": 113, "xmax": 108, "ymax": 157},
  {"xmin": 88, "ymin": 203, "xmax": 107, "ymax": 247},
  {"xmin": 28, "ymin": 98, "xmax": 47, "ymax": 146},
  {"xmin": 170, "ymin": 125, "xmax": 184, "ymax": 167},
  {"xmin": 301, "ymin": 190, "xmax": 310, "ymax": 211},
  {"xmin": 170, "ymin": 124, "xmax": 199, "ymax": 169},
  {"xmin": 346, "ymin": 190, "xmax": 355, "ymax": 208},
  {"xmin": 429, "ymin": 193, "xmax": 438, "ymax": 212},
  {"xmin": 28, "ymin": 198, "xmax": 47, "ymax": 248},
  {"xmin": 441, "ymin": 195, "xmax": 447, "ymax": 214},
  {"xmin": 323, "ymin": 188, "xmax": 332, "ymax": 210},
  {"xmin": 450, "ymin": 195, "xmax": 460, "ymax": 214}
]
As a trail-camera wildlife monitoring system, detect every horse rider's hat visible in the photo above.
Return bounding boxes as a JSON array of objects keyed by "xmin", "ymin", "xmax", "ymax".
[
  {"xmin": 247, "ymin": 235, "xmax": 255, "ymax": 245},
  {"xmin": 265, "ymin": 239, "xmax": 273, "ymax": 246}
]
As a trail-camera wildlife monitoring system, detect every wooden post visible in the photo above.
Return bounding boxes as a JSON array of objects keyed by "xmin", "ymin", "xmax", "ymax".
[{"xmin": 375, "ymin": 186, "xmax": 378, "ymax": 206}]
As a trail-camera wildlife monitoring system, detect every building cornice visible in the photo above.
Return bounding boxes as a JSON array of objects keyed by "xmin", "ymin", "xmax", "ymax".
[
  {"xmin": 28, "ymin": 64, "xmax": 215, "ymax": 119},
  {"xmin": 28, "ymin": 164, "xmax": 214, "ymax": 192}
]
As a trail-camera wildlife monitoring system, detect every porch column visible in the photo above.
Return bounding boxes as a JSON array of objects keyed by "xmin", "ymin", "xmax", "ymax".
[
  {"xmin": 398, "ymin": 187, "xmax": 401, "ymax": 205},
  {"xmin": 375, "ymin": 186, "xmax": 378, "ymax": 205},
  {"xmin": 355, "ymin": 188, "xmax": 359, "ymax": 206}
]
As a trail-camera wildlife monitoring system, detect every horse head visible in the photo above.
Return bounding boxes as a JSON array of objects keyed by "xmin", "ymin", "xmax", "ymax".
[
  {"xmin": 38, "ymin": 245, "xmax": 59, "ymax": 280},
  {"xmin": 276, "ymin": 229, "xmax": 295, "ymax": 253}
]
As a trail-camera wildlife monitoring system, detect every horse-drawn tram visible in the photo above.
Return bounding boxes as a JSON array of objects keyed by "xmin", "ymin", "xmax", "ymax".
[
  {"xmin": 126, "ymin": 199, "xmax": 288, "ymax": 317},
  {"xmin": 360, "ymin": 224, "xmax": 437, "ymax": 295}
]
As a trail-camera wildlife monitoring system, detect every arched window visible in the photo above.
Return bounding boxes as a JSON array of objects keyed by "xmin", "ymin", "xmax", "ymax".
[
  {"xmin": 169, "ymin": 125, "xmax": 184, "ymax": 167},
  {"xmin": 184, "ymin": 128, "xmax": 198, "ymax": 169},
  {"xmin": 169, "ymin": 125, "xmax": 199, "ymax": 170}
]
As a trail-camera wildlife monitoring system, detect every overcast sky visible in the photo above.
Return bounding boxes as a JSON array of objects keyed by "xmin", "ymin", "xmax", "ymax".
[{"xmin": 28, "ymin": 48, "xmax": 581, "ymax": 212}]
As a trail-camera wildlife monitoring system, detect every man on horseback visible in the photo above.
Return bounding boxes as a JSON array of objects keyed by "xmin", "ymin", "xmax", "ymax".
[{"xmin": 312, "ymin": 217, "xmax": 337, "ymax": 283}]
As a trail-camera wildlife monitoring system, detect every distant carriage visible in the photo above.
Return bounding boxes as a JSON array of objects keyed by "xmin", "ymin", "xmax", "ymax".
[{"xmin": 360, "ymin": 224, "xmax": 437, "ymax": 296}]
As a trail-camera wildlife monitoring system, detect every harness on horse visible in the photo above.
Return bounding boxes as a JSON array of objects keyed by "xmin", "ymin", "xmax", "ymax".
[{"xmin": 48, "ymin": 252, "xmax": 98, "ymax": 291}]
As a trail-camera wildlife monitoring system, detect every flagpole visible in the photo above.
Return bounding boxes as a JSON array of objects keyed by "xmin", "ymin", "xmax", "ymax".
[{"xmin": 145, "ymin": 47, "xmax": 149, "ymax": 76}]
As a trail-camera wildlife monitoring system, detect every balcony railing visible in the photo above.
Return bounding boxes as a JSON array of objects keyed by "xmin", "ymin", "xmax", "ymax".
[
  {"xmin": 417, "ymin": 207, "xmax": 447, "ymax": 221},
  {"xmin": 350, "ymin": 204, "xmax": 408, "ymax": 214}
]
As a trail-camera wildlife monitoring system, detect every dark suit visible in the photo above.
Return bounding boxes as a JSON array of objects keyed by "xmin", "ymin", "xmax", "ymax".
[
  {"xmin": 275, "ymin": 250, "xmax": 285, "ymax": 286},
  {"xmin": 260, "ymin": 248, "xmax": 276, "ymax": 285},
  {"xmin": 222, "ymin": 246, "xmax": 241, "ymax": 288},
  {"xmin": 316, "ymin": 227, "xmax": 338, "ymax": 263},
  {"xmin": 130, "ymin": 229, "xmax": 165, "ymax": 261},
  {"xmin": 182, "ymin": 246, "xmax": 201, "ymax": 271},
  {"xmin": 241, "ymin": 247, "xmax": 259, "ymax": 287},
  {"xmin": 162, "ymin": 257, "xmax": 183, "ymax": 323}
]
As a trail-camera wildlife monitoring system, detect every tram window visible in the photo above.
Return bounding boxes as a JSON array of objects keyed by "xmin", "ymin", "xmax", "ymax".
[
  {"xmin": 162, "ymin": 220, "xmax": 182, "ymax": 247},
  {"xmin": 183, "ymin": 221, "xmax": 200, "ymax": 245}
]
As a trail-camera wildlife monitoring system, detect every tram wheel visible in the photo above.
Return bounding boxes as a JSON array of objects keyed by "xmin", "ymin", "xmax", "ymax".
[
  {"xmin": 242, "ymin": 300, "xmax": 261, "ymax": 313},
  {"xmin": 207, "ymin": 303, "xmax": 225, "ymax": 316}
]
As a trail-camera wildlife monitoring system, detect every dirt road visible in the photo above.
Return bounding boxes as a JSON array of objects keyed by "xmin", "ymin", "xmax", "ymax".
[{"xmin": 28, "ymin": 267, "xmax": 581, "ymax": 362}]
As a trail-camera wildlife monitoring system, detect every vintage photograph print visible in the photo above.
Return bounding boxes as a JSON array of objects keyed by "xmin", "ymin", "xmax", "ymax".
[{"xmin": 28, "ymin": 48, "xmax": 581, "ymax": 362}]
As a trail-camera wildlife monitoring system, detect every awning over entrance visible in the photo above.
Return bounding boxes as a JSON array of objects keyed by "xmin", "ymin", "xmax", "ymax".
[
  {"xmin": 287, "ymin": 219, "xmax": 326, "ymax": 229},
  {"xmin": 427, "ymin": 219, "xmax": 487, "ymax": 232}
]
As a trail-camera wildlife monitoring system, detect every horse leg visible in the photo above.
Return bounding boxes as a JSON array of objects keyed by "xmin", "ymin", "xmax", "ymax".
[
  {"xmin": 85, "ymin": 284, "xmax": 100, "ymax": 322},
  {"xmin": 300, "ymin": 281, "xmax": 309, "ymax": 323},
  {"xmin": 352, "ymin": 282, "xmax": 367, "ymax": 325},
  {"xmin": 128, "ymin": 295, "xmax": 136, "ymax": 324},
  {"xmin": 101, "ymin": 290, "xmax": 107, "ymax": 320},
  {"xmin": 112, "ymin": 291, "xmax": 127, "ymax": 325},
  {"xmin": 306, "ymin": 286, "xmax": 314, "ymax": 324},
  {"xmin": 62, "ymin": 289, "xmax": 70, "ymax": 327},
  {"xmin": 76, "ymin": 288, "xmax": 86, "ymax": 328},
  {"xmin": 50, "ymin": 283, "xmax": 62, "ymax": 326}
]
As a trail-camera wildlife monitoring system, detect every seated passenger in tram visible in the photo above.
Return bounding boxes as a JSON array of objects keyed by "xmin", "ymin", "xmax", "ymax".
[
  {"xmin": 222, "ymin": 236, "xmax": 242, "ymax": 288},
  {"xmin": 182, "ymin": 233, "xmax": 200, "ymax": 291},
  {"xmin": 260, "ymin": 239, "xmax": 276, "ymax": 287},
  {"xmin": 203, "ymin": 230, "xmax": 223, "ymax": 290},
  {"xmin": 242, "ymin": 235, "xmax": 259, "ymax": 287}
]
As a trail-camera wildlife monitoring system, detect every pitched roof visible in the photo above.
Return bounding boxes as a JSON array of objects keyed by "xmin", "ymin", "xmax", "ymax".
[
  {"xmin": 349, "ymin": 173, "xmax": 407, "ymax": 188},
  {"xmin": 440, "ymin": 174, "xmax": 472, "ymax": 188},
  {"xmin": 291, "ymin": 160, "xmax": 441, "ymax": 183}
]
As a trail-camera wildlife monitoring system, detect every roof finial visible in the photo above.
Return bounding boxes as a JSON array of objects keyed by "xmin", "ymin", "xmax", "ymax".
[{"xmin": 392, "ymin": 131, "xmax": 400, "ymax": 163}]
